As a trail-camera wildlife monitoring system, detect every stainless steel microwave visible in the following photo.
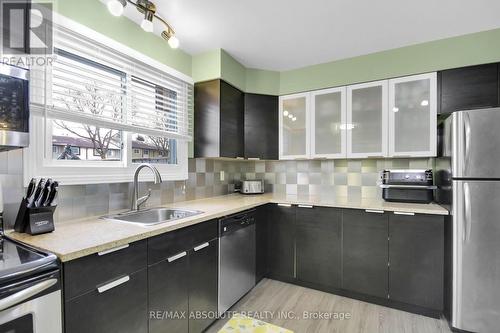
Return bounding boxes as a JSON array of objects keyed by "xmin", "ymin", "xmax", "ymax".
[{"xmin": 0, "ymin": 63, "xmax": 29, "ymax": 151}]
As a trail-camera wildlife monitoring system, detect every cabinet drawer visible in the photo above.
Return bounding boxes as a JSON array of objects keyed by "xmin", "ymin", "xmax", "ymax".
[
  {"xmin": 148, "ymin": 219, "xmax": 218, "ymax": 265},
  {"xmin": 64, "ymin": 240, "xmax": 147, "ymax": 300},
  {"xmin": 65, "ymin": 269, "xmax": 148, "ymax": 333}
]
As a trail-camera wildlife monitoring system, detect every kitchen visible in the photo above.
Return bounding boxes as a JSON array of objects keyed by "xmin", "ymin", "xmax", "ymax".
[{"xmin": 0, "ymin": 0, "xmax": 499, "ymax": 332}]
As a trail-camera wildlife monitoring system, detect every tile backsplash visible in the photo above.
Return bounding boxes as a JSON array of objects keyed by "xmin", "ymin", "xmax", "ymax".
[
  {"xmin": 0, "ymin": 149, "xmax": 433, "ymax": 228},
  {"xmin": 54, "ymin": 158, "xmax": 244, "ymax": 222},
  {"xmin": 239, "ymin": 158, "xmax": 434, "ymax": 198}
]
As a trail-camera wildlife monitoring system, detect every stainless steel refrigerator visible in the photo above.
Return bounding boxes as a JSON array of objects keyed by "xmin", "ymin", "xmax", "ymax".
[{"xmin": 438, "ymin": 108, "xmax": 500, "ymax": 332}]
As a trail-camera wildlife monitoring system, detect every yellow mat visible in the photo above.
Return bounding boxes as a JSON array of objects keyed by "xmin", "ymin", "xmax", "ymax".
[{"xmin": 218, "ymin": 314, "xmax": 293, "ymax": 333}]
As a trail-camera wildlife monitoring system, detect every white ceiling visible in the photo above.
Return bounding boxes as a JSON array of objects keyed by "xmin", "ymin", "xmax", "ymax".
[{"xmin": 115, "ymin": 0, "xmax": 500, "ymax": 71}]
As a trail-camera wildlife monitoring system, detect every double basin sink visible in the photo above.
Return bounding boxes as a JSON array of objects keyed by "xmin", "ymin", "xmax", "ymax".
[{"xmin": 102, "ymin": 208, "xmax": 203, "ymax": 226}]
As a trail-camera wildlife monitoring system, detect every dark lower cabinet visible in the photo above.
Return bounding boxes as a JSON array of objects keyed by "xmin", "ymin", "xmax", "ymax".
[
  {"xmin": 148, "ymin": 220, "xmax": 218, "ymax": 333},
  {"xmin": 342, "ymin": 209, "xmax": 389, "ymax": 298},
  {"xmin": 65, "ymin": 269, "xmax": 148, "ymax": 333},
  {"xmin": 267, "ymin": 204, "xmax": 295, "ymax": 280},
  {"xmin": 389, "ymin": 213, "xmax": 444, "ymax": 310},
  {"xmin": 63, "ymin": 205, "xmax": 447, "ymax": 333},
  {"xmin": 295, "ymin": 206, "xmax": 341, "ymax": 289},
  {"xmin": 256, "ymin": 205, "xmax": 269, "ymax": 282},
  {"xmin": 188, "ymin": 240, "xmax": 219, "ymax": 333},
  {"xmin": 149, "ymin": 253, "xmax": 190, "ymax": 333}
]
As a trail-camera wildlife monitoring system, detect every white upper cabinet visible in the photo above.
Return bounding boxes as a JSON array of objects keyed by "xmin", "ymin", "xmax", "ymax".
[
  {"xmin": 388, "ymin": 73, "xmax": 437, "ymax": 157},
  {"xmin": 311, "ymin": 87, "xmax": 347, "ymax": 158},
  {"xmin": 347, "ymin": 80, "xmax": 388, "ymax": 158},
  {"xmin": 278, "ymin": 73, "xmax": 437, "ymax": 160},
  {"xmin": 279, "ymin": 93, "xmax": 310, "ymax": 159}
]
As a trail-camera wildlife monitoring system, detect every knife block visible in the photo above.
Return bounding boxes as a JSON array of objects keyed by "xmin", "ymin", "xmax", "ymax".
[{"xmin": 14, "ymin": 198, "xmax": 56, "ymax": 235}]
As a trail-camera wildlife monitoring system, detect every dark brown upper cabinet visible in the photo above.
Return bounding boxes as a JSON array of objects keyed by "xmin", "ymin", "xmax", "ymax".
[
  {"xmin": 439, "ymin": 63, "xmax": 500, "ymax": 115},
  {"xmin": 194, "ymin": 79, "xmax": 279, "ymax": 160},
  {"xmin": 244, "ymin": 93, "xmax": 279, "ymax": 160},
  {"xmin": 194, "ymin": 80, "xmax": 244, "ymax": 158}
]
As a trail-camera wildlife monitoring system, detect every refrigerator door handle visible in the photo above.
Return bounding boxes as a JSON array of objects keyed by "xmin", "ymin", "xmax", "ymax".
[
  {"xmin": 463, "ymin": 182, "xmax": 472, "ymax": 243},
  {"xmin": 463, "ymin": 112, "xmax": 471, "ymax": 175}
]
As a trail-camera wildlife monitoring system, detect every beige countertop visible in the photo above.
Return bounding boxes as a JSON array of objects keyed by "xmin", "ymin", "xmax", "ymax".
[{"xmin": 7, "ymin": 193, "xmax": 448, "ymax": 262}]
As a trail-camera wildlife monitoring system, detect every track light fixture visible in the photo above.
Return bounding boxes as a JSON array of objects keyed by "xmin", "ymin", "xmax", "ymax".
[{"xmin": 106, "ymin": 0, "xmax": 179, "ymax": 49}]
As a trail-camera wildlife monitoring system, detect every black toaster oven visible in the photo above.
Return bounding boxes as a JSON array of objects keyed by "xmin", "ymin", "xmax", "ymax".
[{"xmin": 381, "ymin": 169, "xmax": 436, "ymax": 203}]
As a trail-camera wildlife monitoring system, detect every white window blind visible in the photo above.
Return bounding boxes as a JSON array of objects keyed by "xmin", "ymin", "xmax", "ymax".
[{"xmin": 31, "ymin": 25, "xmax": 192, "ymax": 140}]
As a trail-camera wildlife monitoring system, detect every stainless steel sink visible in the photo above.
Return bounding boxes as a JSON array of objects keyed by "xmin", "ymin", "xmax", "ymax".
[{"xmin": 101, "ymin": 208, "xmax": 204, "ymax": 226}]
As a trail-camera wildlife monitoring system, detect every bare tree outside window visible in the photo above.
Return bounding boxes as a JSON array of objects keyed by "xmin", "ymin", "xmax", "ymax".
[
  {"xmin": 51, "ymin": 49, "xmax": 125, "ymax": 161},
  {"xmin": 54, "ymin": 81, "xmax": 122, "ymax": 160}
]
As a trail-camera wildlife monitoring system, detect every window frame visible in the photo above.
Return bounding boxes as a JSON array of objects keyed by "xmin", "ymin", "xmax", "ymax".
[{"xmin": 24, "ymin": 15, "xmax": 190, "ymax": 185}]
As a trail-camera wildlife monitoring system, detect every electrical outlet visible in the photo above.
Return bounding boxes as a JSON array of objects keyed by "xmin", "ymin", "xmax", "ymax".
[{"xmin": 220, "ymin": 171, "xmax": 225, "ymax": 181}]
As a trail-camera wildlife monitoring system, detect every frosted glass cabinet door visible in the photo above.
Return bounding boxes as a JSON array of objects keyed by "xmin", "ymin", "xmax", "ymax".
[
  {"xmin": 389, "ymin": 73, "xmax": 437, "ymax": 157},
  {"xmin": 279, "ymin": 93, "xmax": 310, "ymax": 159},
  {"xmin": 347, "ymin": 81, "xmax": 388, "ymax": 158},
  {"xmin": 311, "ymin": 87, "xmax": 346, "ymax": 158}
]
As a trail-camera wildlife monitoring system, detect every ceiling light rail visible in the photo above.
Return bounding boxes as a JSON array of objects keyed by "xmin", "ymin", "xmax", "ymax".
[{"xmin": 106, "ymin": 0, "xmax": 179, "ymax": 48}]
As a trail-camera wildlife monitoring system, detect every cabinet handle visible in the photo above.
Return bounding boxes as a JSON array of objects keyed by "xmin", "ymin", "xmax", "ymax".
[
  {"xmin": 167, "ymin": 251, "xmax": 187, "ymax": 263},
  {"xmin": 365, "ymin": 209, "xmax": 384, "ymax": 214},
  {"xmin": 393, "ymin": 211, "xmax": 415, "ymax": 216},
  {"xmin": 97, "ymin": 275, "xmax": 130, "ymax": 293},
  {"xmin": 247, "ymin": 157, "xmax": 260, "ymax": 160},
  {"xmin": 277, "ymin": 203, "xmax": 292, "ymax": 207},
  {"xmin": 98, "ymin": 244, "xmax": 129, "ymax": 256},
  {"xmin": 298, "ymin": 205, "xmax": 313, "ymax": 208},
  {"xmin": 193, "ymin": 242, "xmax": 210, "ymax": 252}
]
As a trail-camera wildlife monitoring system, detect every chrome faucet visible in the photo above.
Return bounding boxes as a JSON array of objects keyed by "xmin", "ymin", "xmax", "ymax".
[{"xmin": 131, "ymin": 164, "xmax": 162, "ymax": 211}]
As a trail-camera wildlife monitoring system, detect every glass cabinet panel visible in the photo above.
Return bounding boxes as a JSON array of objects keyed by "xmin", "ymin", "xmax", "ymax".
[
  {"xmin": 279, "ymin": 93, "xmax": 309, "ymax": 158},
  {"xmin": 389, "ymin": 73, "xmax": 437, "ymax": 157},
  {"xmin": 311, "ymin": 88, "xmax": 346, "ymax": 158},
  {"xmin": 347, "ymin": 81, "xmax": 388, "ymax": 158}
]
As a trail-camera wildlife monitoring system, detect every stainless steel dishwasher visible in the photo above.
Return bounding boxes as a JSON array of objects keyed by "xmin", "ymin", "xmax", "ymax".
[{"xmin": 218, "ymin": 209, "xmax": 256, "ymax": 314}]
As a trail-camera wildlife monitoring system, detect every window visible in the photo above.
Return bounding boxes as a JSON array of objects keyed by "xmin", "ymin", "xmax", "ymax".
[{"xmin": 26, "ymin": 23, "xmax": 192, "ymax": 184}]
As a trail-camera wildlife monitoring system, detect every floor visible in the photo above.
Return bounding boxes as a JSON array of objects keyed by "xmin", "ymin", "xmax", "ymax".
[{"xmin": 207, "ymin": 279, "xmax": 452, "ymax": 333}]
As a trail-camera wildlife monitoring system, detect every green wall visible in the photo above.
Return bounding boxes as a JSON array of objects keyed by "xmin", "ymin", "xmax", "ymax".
[
  {"xmin": 192, "ymin": 49, "xmax": 281, "ymax": 95},
  {"xmin": 245, "ymin": 69, "xmax": 280, "ymax": 96},
  {"xmin": 220, "ymin": 50, "xmax": 247, "ymax": 91},
  {"xmin": 279, "ymin": 28, "xmax": 500, "ymax": 95},
  {"xmin": 49, "ymin": 0, "xmax": 192, "ymax": 76},
  {"xmin": 192, "ymin": 49, "xmax": 221, "ymax": 83}
]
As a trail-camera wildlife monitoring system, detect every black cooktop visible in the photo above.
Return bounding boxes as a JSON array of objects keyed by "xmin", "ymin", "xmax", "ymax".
[{"xmin": 0, "ymin": 237, "xmax": 59, "ymax": 284}]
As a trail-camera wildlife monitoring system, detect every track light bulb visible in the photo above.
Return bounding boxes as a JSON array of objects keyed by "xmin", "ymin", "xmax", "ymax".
[
  {"xmin": 141, "ymin": 10, "xmax": 154, "ymax": 32},
  {"xmin": 141, "ymin": 19, "xmax": 153, "ymax": 32},
  {"xmin": 168, "ymin": 35, "xmax": 179, "ymax": 49},
  {"xmin": 107, "ymin": 0, "xmax": 126, "ymax": 16}
]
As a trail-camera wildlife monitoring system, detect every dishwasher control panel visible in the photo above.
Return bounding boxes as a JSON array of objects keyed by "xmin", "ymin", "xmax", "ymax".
[{"xmin": 219, "ymin": 210, "xmax": 255, "ymax": 236}]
